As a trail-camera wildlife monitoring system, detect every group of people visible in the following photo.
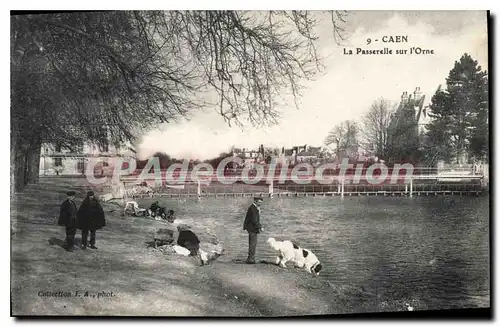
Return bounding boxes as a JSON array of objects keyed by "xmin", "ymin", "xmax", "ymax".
[
  {"xmin": 123, "ymin": 200, "xmax": 176, "ymax": 223},
  {"xmin": 59, "ymin": 189, "xmax": 207, "ymax": 264},
  {"xmin": 58, "ymin": 191, "xmax": 106, "ymax": 252},
  {"xmin": 149, "ymin": 201, "xmax": 176, "ymax": 223}
]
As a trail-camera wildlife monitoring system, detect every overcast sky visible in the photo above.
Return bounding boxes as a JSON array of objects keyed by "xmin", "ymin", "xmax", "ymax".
[{"xmin": 136, "ymin": 11, "xmax": 488, "ymax": 160}]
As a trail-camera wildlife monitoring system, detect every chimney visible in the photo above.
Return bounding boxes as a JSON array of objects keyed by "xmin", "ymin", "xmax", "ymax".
[
  {"xmin": 414, "ymin": 86, "xmax": 422, "ymax": 101},
  {"xmin": 401, "ymin": 91, "xmax": 409, "ymax": 104}
]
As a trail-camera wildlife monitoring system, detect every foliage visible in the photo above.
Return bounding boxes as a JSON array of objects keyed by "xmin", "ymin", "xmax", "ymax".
[
  {"xmin": 360, "ymin": 98, "xmax": 393, "ymax": 159},
  {"xmin": 324, "ymin": 120, "xmax": 359, "ymax": 159},
  {"xmin": 11, "ymin": 10, "xmax": 348, "ymax": 191},
  {"xmin": 424, "ymin": 53, "xmax": 488, "ymax": 164},
  {"xmin": 204, "ymin": 151, "xmax": 235, "ymax": 169}
]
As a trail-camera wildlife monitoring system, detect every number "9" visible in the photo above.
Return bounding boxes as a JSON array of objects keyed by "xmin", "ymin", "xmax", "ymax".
[{"xmin": 366, "ymin": 38, "xmax": 371, "ymax": 45}]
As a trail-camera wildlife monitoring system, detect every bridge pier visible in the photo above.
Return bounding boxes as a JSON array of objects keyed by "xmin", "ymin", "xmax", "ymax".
[{"xmin": 341, "ymin": 179, "xmax": 345, "ymax": 199}]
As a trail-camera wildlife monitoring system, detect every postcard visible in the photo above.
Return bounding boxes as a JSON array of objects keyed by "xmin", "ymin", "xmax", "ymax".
[{"xmin": 10, "ymin": 10, "xmax": 490, "ymax": 317}]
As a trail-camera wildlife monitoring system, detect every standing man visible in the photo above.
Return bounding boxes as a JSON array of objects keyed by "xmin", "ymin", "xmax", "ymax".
[
  {"xmin": 77, "ymin": 191, "xmax": 106, "ymax": 250},
  {"xmin": 58, "ymin": 191, "xmax": 78, "ymax": 252},
  {"xmin": 243, "ymin": 197, "xmax": 264, "ymax": 264}
]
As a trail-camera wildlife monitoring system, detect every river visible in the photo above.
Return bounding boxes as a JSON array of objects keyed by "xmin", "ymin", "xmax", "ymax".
[{"xmin": 138, "ymin": 195, "xmax": 490, "ymax": 312}]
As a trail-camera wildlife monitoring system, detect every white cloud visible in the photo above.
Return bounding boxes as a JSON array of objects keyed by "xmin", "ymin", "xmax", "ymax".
[{"xmin": 137, "ymin": 12, "xmax": 488, "ymax": 160}]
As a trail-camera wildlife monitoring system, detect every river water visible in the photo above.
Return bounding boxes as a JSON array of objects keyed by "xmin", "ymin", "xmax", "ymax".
[{"xmin": 140, "ymin": 195, "xmax": 490, "ymax": 312}]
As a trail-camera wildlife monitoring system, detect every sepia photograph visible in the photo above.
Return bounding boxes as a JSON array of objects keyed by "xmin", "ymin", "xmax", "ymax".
[{"xmin": 10, "ymin": 9, "xmax": 490, "ymax": 318}]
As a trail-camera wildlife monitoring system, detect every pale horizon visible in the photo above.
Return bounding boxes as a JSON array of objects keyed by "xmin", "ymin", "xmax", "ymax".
[{"xmin": 136, "ymin": 11, "xmax": 488, "ymax": 160}]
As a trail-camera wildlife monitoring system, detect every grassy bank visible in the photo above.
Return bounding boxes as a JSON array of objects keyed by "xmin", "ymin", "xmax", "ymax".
[{"xmin": 11, "ymin": 178, "xmax": 395, "ymax": 317}]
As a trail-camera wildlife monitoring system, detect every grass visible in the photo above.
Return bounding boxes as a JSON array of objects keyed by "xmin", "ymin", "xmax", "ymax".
[{"xmin": 11, "ymin": 178, "xmax": 384, "ymax": 317}]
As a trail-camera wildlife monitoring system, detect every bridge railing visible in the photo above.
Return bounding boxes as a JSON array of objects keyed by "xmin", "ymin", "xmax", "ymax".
[{"xmin": 118, "ymin": 165, "xmax": 484, "ymax": 184}]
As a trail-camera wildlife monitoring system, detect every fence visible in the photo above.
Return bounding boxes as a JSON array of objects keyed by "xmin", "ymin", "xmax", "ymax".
[
  {"xmin": 123, "ymin": 177, "xmax": 486, "ymax": 199},
  {"xmin": 117, "ymin": 164, "xmax": 487, "ymax": 199}
]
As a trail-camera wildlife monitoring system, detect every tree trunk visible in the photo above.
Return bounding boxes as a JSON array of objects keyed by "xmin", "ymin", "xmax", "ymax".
[
  {"xmin": 13, "ymin": 148, "xmax": 26, "ymax": 192},
  {"xmin": 10, "ymin": 133, "xmax": 19, "ymax": 195},
  {"xmin": 11, "ymin": 132, "xmax": 42, "ymax": 192},
  {"xmin": 11, "ymin": 121, "xmax": 26, "ymax": 193},
  {"xmin": 23, "ymin": 151, "xmax": 29, "ymax": 186},
  {"xmin": 26, "ymin": 141, "xmax": 41, "ymax": 184}
]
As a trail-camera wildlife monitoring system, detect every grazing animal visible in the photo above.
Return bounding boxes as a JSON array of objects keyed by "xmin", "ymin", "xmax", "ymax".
[{"xmin": 266, "ymin": 237, "xmax": 323, "ymax": 275}]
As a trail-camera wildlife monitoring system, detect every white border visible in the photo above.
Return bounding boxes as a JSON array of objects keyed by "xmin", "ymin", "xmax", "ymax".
[{"xmin": 3, "ymin": 2, "xmax": 497, "ymax": 327}]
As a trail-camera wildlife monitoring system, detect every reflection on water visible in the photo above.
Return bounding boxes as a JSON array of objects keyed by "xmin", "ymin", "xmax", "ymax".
[{"xmin": 139, "ymin": 195, "xmax": 490, "ymax": 311}]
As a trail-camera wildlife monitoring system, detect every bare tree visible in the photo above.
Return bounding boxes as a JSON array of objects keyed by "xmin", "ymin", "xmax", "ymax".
[
  {"xmin": 11, "ymin": 11, "xmax": 349, "ymax": 191},
  {"xmin": 361, "ymin": 98, "xmax": 393, "ymax": 159},
  {"xmin": 324, "ymin": 120, "xmax": 359, "ymax": 159}
]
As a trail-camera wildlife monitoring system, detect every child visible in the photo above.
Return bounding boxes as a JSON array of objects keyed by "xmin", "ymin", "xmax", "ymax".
[{"xmin": 166, "ymin": 209, "xmax": 176, "ymax": 223}]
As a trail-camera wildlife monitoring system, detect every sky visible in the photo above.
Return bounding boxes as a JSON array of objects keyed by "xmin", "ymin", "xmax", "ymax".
[{"xmin": 136, "ymin": 11, "xmax": 488, "ymax": 160}]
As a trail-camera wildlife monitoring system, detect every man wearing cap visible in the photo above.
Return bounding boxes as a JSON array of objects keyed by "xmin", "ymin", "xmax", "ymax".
[
  {"xmin": 58, "ymin": 191, "xmax": 78, "ymax": 252},
  {"xmin": 77, "ymin": 191, "xmax": 106, "ymax": 249},
  {"xmin": 243, "ymin": 197, "xmax": 264, "ymax": 264}
]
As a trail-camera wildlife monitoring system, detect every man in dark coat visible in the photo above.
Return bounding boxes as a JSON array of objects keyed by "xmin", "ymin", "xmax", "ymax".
[
  {"xmin": 243, "ymin": 197, "xmax": 264, "ymax": 264},
  {"xmin": 58, "ymin": 191, "xmax": 78, "ymax": 252},
  {"xmin": 177, "ymin": 225, "xmax": 201, "ymax": 256},
  {"xmin": 176, "ymin": 225, "xmax": 206, "ymax": 266},
  {"xmin": 77, "ymin": 191, "xmax": 106, "ymax": 249}
]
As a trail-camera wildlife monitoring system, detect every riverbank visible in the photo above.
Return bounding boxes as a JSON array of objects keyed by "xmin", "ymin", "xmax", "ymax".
[
  {"xmin": 11, "ymin": 178, "xmax": 388, "ymax": 316},
  {"xmin": 12, "ymin": 178, "xmax": 490, "ymax": 316}
]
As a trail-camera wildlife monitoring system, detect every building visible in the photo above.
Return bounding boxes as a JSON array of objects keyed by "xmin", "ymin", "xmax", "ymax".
[
  {"xmin": 232, "ymin": 147, "xmax": 264, "ymax": 167},
  {"xmin": 39, "ymin": 141, "xmax": 137, "ymax": 176},
  {"xmin": 231, "ymin": 144, "xmax": 326, "ymax": 166},
  {"xmin": 386, "ymin": 86, "xmax": 429, "ymax": 163},
  {"xmin": 273, "ymin": 145, "xmax": 324, "ymax": 166},
  {"xmin": 296, "ymin": 146, "xmax": 322, "ymax": 164}
]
